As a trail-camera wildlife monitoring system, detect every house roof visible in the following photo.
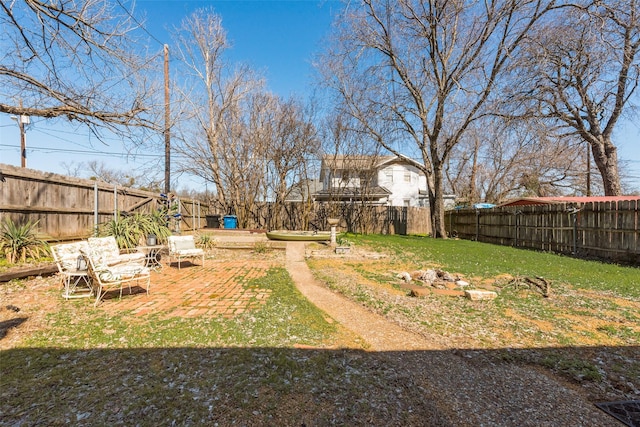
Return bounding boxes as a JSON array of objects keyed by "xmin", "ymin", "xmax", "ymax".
[
  {"xmin": 285, "ymin": 179, "xmax": 323, "ymax": 202},
  {"xmin": 319, "ymin": 155, "xmax": 391, "ymax": 170},
  {"xmin": 500, "ymin": 196, "xmax": 640, "ymax": 207},
  {"xmin": 320, "ymin": 154, "xmax": 424, "ymax": 170},
  {"xmin": 313, "ymin": 185, "xmax": 392, "ymax": 201}
]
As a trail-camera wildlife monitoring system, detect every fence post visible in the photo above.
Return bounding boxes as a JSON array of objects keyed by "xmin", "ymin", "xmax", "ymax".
[
  {"xmin": 113, "ymin": 185, "xmax": 117, "ymax": 218},
  {"xmin": 94, "ymin": 182, "xmax": 99, "ymax": 235},
  {"xmin": 513, "ymin": 210, "xmax": 518, "ymax": 247},
  {"xmin": 567, "ymin": 206, "xmax": 581, "ymax": 255}
]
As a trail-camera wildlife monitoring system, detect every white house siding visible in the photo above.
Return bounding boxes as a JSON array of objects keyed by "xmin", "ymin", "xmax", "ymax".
[{"xmin": 378, "ymin": 164, "xmax": 427, "ymax": 207}]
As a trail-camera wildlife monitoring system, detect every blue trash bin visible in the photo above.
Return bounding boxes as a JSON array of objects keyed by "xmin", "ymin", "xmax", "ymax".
[{"xmin": 223, "ymin": 215, "xmax": 238, "ymax": 229}]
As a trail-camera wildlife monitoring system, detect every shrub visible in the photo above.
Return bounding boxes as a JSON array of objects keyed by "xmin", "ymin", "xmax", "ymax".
[
  {"xmin": 196, "ymin": 233, "xmax": 217, "ymax": 250},
  {"xmin": 0, "ymin": 218, "xmax": 50, "ymax": 264},
  {"xmin": 253, "ymin": 241, "xmax": 269, "ymax": 254},
  {"xmin": 96, "ymin": 212, "xmax": 171, "ymax": 249}
]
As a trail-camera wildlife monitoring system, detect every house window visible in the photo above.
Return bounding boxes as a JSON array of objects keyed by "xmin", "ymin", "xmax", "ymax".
[
  {"xmin": 384, "ymin": 170, "xmax": 393, "ymax": 184},
  {"xmin": 404, "ymin": 171, "xmax": 412, "ymax": 183},
  {"xmin": 404, "ymin": 199, "xmax": 411, "ymax": 207}
]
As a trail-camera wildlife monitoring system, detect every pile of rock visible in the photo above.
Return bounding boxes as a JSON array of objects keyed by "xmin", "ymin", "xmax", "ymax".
[
  {"xmin": 397, "ymin": 269, "xmax": 498, "ymax": 300},
  {"xmin": 397, "ymin": 269, "xmax": 469, "ymax": 289}
]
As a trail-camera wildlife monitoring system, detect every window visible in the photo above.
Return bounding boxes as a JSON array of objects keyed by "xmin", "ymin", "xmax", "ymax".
[{"xmin": 404, "ymin": 170, "xmax": 412, "ymax": 183}]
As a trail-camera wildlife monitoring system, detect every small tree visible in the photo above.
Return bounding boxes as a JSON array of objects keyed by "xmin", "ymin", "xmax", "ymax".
[{"xmin": 0, "ymin": 218, "xmax": 49, "ymax": 264}]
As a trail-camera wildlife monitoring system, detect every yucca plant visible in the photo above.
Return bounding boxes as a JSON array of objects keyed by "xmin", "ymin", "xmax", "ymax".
[
  {"xmin": 96, "ymin": 211, "xmax": 171, "ymax": 249},
  {"xmin": 96, "ymin": 213, "xmax": 139, "ymax": 249},
  {"xmin": 0, "ymin": 218, "xmax": 50, "ymax": 264},
  {"xmin": 136, "ymin": 210, "xmax": 172, "ymax": 244}
]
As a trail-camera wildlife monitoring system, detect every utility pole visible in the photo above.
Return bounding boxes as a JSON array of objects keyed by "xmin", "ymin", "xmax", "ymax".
[
  {"xmin": 164, "ymin": 44, "xmax": 171, "ymax": 195},
  {"xmin": 10, "ymin": 113, "xmax": 29, "ymax": 168}
]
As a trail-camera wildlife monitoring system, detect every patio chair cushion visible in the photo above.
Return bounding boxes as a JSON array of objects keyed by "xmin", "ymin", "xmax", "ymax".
[
  {"xmin": 95, "ymin": 264, "xmax": 150, "ymax": 282},
  {"xmin": 52, "ymin": 241, "xmax": 90, "ymax": 272},
  {"xmin": 88, "ymin": 236, "xmax": 145, "ymax": 266},
  {"xmin": 173, "ymin": 239, "xmax": 196, "ymax": 251}
]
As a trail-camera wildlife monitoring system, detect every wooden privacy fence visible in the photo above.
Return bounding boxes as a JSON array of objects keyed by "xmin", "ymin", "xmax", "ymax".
[
  {"xmin": 0, "ymin": 164, "xmax": 209, "ymax": 240},
  {"xmin": 0, "ymin": 163, "xmax": 430, "ymax": 239},
  {"xmin": 224, "ymin": 201, "xmax": 432, "ymax": 236},
  {"xmin": 446, "ymin": 201, "xmax": 640, "ymax": 264}
]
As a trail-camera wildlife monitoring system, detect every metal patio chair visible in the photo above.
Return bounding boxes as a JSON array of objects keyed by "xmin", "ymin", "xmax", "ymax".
[
  {"xmin": 82, "ymin": 249, "xmax": 150, "ymax": 306},
  {"xmin": 51, "ymin": 241, "xmax": 93, "ymax": 299},
  {"xmin": 167, "ymin": 235, "xmax": 205, "ymax": 269}
]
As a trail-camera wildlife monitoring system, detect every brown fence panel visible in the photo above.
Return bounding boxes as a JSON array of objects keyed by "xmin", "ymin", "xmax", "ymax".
[
  {"xmin": 447, "ymin": 201, "xmax": 640, "ymax": 264},
  {"xmin": 0, "ymin": 163, "xmax": 434, "ymax": 239},
  {"xmin": 0, "ymin": 164, "xmax": 209, "ymax": 240},
  {"xmin": 224, "ymin": 201, "xmax": 431, "ymax": 236}
]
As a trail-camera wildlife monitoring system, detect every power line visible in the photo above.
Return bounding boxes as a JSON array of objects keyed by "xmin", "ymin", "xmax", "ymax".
[
  {"xmin": 116, "ymin": 0, "xmax": 165, "ymax": 48},
  {"xmin": 0, "ymin": 143, "xmax": 190, "ymax": 160}
]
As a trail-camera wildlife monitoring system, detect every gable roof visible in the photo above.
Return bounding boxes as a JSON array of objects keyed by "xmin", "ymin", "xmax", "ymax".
[
  {"xmin": 313, "ymin": 185, "xmax": 392, "ymax": 201},
  {"xmin": 320, "ymin": 154, "xmax": 424, "ymax": 172}
]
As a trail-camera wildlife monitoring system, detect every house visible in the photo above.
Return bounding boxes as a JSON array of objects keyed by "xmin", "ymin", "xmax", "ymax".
[
  {"xmin": 285, "ymin": 179, "xmax": 323, "ymax": 202},
  {"xmin": 313, "ymin": 154, "xmax": 431, "ymax": 207}
]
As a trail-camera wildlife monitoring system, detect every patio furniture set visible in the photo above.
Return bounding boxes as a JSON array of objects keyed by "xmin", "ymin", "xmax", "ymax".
[{"xmin": 52, "ymin": 235, "xmax": 205, "ymax": 306}]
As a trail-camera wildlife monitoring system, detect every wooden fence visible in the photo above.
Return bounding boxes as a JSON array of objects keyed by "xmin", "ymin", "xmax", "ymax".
[
  {"xmin": 0, "ymin": 163, "xmax": 431, "ymax": 240},
  {"xmin": 0, "ymin": 164, "xmax": 209, "ymax": 240},
  {"xmin": 446, "ymin": 201, "xmax": 640, "ymax": 264},
  {"xmin": 217, "ymin": 202, "xmax": 432, "ymax": 236}
]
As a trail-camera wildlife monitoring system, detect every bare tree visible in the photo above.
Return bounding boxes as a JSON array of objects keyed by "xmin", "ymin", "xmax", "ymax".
[
  {"xmin": 85, "ymin": 160, "xmax": 164, "ymax": 191},
  {"xmin": 445, "ymin": 118, "xmax": 592, "ymax": 203},
  {"xmin": 263, "ymin": 96, "xmax": 320, "ymax": 229},
  {"xmin": 319, "ymin": 0, "xmax": 557, "ymax": 237},
  {"xmin": 0, "ymin": 0, "xmax": 157, "ymax": 133},
  {"xmin": 517, "ymin": 0, "xmax": 640, "ymax": 195},
  {"xmin": 171, "ymin": 9, "xmax": 319, "ymax": 228},
  {"xmin": 170, "ymin": 9, "xmax": 263, "ymax": 222}
]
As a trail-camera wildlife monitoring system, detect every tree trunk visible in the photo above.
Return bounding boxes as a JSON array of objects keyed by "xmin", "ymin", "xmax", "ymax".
[
  {"xmin": 429, "ymin": 166, "xmax": 448, "ymax": 239},
  {"xmin": 591, "ymin": 136, "xmax": 622, "ymax": 196}
]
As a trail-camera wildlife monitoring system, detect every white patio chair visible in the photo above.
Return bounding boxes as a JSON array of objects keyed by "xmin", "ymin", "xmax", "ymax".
[
  {"xmin": 167, "ymin": 235, "xmax": 205, "ymax": 269},
  {"xmin": 81, "ymin": 249, "xmax": 150, "ymax": 306},
  {"xmin": 87, "ymin": 236, "xmax": 145, "ymax": 266},
  {"xmin": 51, "ymin": 241, "xmax": 93, "ymax": 299}
]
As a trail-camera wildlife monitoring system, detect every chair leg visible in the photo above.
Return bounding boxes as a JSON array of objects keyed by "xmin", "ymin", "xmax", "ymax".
[{"xmin": 94, "ymin": 286, "xmax": 103, "ymax": 307}]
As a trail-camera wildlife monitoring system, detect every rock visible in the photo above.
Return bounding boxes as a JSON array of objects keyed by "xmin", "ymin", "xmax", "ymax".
[
  {"xmin": 408, "ymin": 288, "xmax": 431, "ymax": 297},
  {"xmin": 442, "ymin": 272, "xmax": 456, "ymax": 282},
  {"xmin": 464, "ymin": 290, "xmax": 498, "ymax": 301},
  {"xmin": 455, "ymin": 280, "xmax": 470, "ymax": 287},
  {"xmin": 397, "ymin": 272, "xmax": 412, "ymax": 282},
  {"xmin": 418, "ymin": 269, "xmax": 438, "ymax": 282},
  {"xmin": 444, "ymin": 282, "xmax": 458, "ymax": 290}
]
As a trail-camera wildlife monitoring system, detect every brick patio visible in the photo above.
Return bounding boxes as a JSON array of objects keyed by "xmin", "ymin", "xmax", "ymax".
[{"xmin": 97, "ymin": 257, "xmax": 278, "ymax": 319}]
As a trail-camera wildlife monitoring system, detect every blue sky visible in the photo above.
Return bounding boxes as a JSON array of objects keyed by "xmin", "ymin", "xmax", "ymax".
[{"xmin": 0, "ymin": 0, "xmax": 639, "ymax": 192}]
